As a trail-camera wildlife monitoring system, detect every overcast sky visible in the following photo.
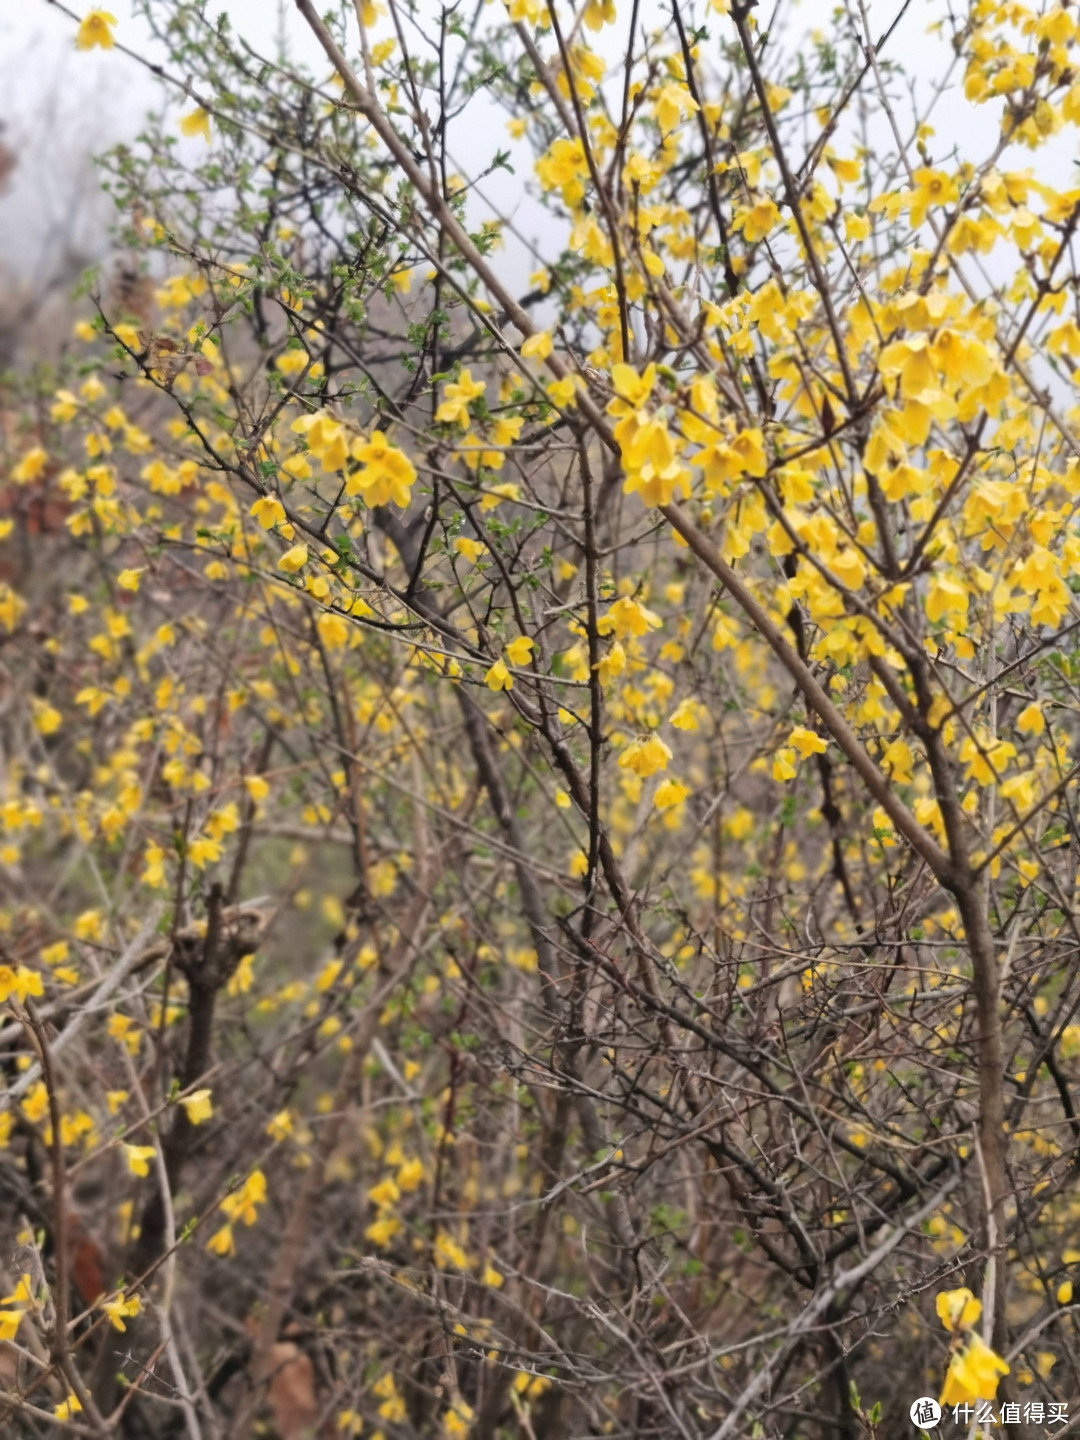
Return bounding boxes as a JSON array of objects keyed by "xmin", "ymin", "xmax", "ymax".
[{"xmin": 3, "ymin": 1, "xmax": 1077, "ymax": 301}]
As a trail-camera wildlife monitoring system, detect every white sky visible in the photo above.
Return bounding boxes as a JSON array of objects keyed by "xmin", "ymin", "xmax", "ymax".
[{"xmin": 2, "ymin": 2, "xmax": 1078, "ymax": 298}]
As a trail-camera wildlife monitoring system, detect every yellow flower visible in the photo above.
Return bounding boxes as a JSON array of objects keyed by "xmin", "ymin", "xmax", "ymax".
[
  {"xmin": 535, "ymin": 136, "xmax": 591, "ymax": 206},
  {"xmin": 788, "ymin": 726, "xmax": 827, "ymax": 759},
  {"xmin": 1017, "ymin": 702, "xmax": 1045, "ymax": 736},
  {"xmin": 653, "ymin": 80, "xmax": 698, "ymax": 135},
  {"xmin": 245, "ymin": 775, "xmax": 270, "ymax": 803},
  {"xmin": 316, "ymin": 958, "xmax": 343, "ymax": 992},
  {"xmin": 584, "ymin": 0, "xmax": 615, "ymax": 28},
  {"xmin": 125, "ymin": 1143, "xmax": 157, "ymax": 1177},
  {"xmin": 926, "ymin": 573, "xmax": 968, "ymax": 624},
  {"xmin": 54, "ymin": 1395, "xmax": 82, "ymax": 1421},
  {"xmin": 100, "ymin": 1292, "xmax": 141, "ymax": 1331},
  {"xmin": 479, "ymin": 481, "xmax": 520, "ymax": 511},
  {"xmin": 826, "ymin": 153, "xmax": 861, "ymax": 185},
  {"xmin": 521, "ymin": 331, "xmax": 553, "ymax": 360},
  {"xmin": 504, "ymin": 635, "xmax": 534, "ymax": 666},
  {"xmin": 600, "ymin": 596, "xmax": 662, "ymax": 639},
  {"xmin": 188, "ymin": 836, "xmax": 222, "ymax": 869},
  {"xmin": 1058, "ymin": 1279, "xmax": 1073, "ymax": 1305},
  {"xmin": 181, "ymin": 1089, "xmax": 213, "ymax": 1125},
  {"xmin": 180, "ymin": 107, "xmax": 212, "ymax": 143},
  {"xmin": 207, "ymin": 1223, "xmax": 235, "ymax": 1256},
  {"xmin": 33, "ymin": 701, "xmax": 63, "ymax": 735},
  {"xmin": 0, "ymin": 966, "xmax": 44, "ymax": 1004},
  {"xmin": 317, "ymin": 611, "xmax": 350, "ymax": 651},
  {"xmin": 11, "ymin": 447, "xmax": 48, "ymax": 484},
  {"xmin": 117, "ymin": 568, "xmax": 143, "ymax": 592},
  {"xmin": 396, "ymin": 1157, "xmax": 425, "ymax": 1192},
  {"xmin": 368, "ymin": 1176, "xmax": 400, "ymax": 1209},
  {"xmin": 251, "ymin": 495, "xmax": 286, "ymax": 529},
  {"xmin": 772, "ymin": 747, "xmax": 797, "ymax": 782},
  {"xmin": 435, "ymin": 369, "xmax": 486, "ymax": 426},
  {"xmin": 936, "ymin": 1287, "xmax": 982, "ymax": 1333},
  {"xmin": 0, "ymin": 1310, "xmax": 22, "ymax": 1342},
  {"xmin": 2, "ymin": 1275, "xmax": 32, "ymax": 1306},
  {"xmin": 595, "ymin": 640, "xmax": 625, "ymax": 687},
  {"xmin": 608, "ymin": 362, "xmax": 657, "ymax": 411},
  {"xmin": 266, "ymin": 1109, "xmax": 293, "ymax": 1142},
  {"xmin": 485, "ymin": 658, "xmax": 513, "ymax": 691},
  {"xmin": 618, "ymin": 735, "xmax": 671, "ymax": 778},
  {"xmin": 278, "ymin": 544, "xmax": 309, "ymax": 573},
  {"xmin": 345, "ymin": 431, "xmax": 416, "ymax": 508},
  {"xmin": 434, "ymin": 1231, "xmax": 468, "ymax": 1269},
  {"xmin": 669, "ymin": 698, "xmax": 700, "ymax": 731},
  {"xmin": 76, "ymin": 10, "xmax": 117, "ymax": 50},
  {"xmin": 940, "ymin": 1332, "xmax": 1009, "ymax": 1405},
  {"xmin": 443, "ymin": 1398, "xmax": 474, "ymax": 1437},
  {"xmin": 365, "ymin": 1214, "xmax": 401, "ymax": 1248},
  {"xmin": 282, "ymin": 452, "xmax": 312, "ymax": 481},
  {"xmin": 908, "ymin": 166, "xmax": 959, "ymax": 227},
  {"xmin": 220, "ymin": 1169, "xmax": 266, "ymax": 1226},
  {"xmin": 654, "ymin": 777, "xmax": 689, "ymax": 810},
  {"xmin": 733, "ymin": 197, "xmax": 781, "ymax": 243}
]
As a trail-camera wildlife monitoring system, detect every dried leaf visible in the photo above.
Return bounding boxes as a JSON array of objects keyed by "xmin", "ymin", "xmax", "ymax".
[{"xmin": 266, "ymin": 1341, "xmax": 318, "ymax": 1440}]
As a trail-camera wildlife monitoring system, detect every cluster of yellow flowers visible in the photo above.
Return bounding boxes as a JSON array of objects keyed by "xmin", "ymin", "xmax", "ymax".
[
  {"xmin": 207, "ymin": 1169, "xmax": 268, "ymax": 1257},
  {"xmin": 936, "ymin": 1288, "xmax": 1010, "ymax": 1407}
]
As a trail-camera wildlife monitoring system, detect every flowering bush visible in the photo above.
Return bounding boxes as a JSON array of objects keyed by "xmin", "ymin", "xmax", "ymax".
[{"xmin": 3, "ymin": 0, "xmax": 1080, "ymax": 1434}]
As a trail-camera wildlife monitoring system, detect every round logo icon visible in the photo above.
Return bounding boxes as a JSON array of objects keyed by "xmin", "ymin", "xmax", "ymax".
[{"xmin": 910, "ymin": 1397, "xmax": 942, "ymax": 1430}]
